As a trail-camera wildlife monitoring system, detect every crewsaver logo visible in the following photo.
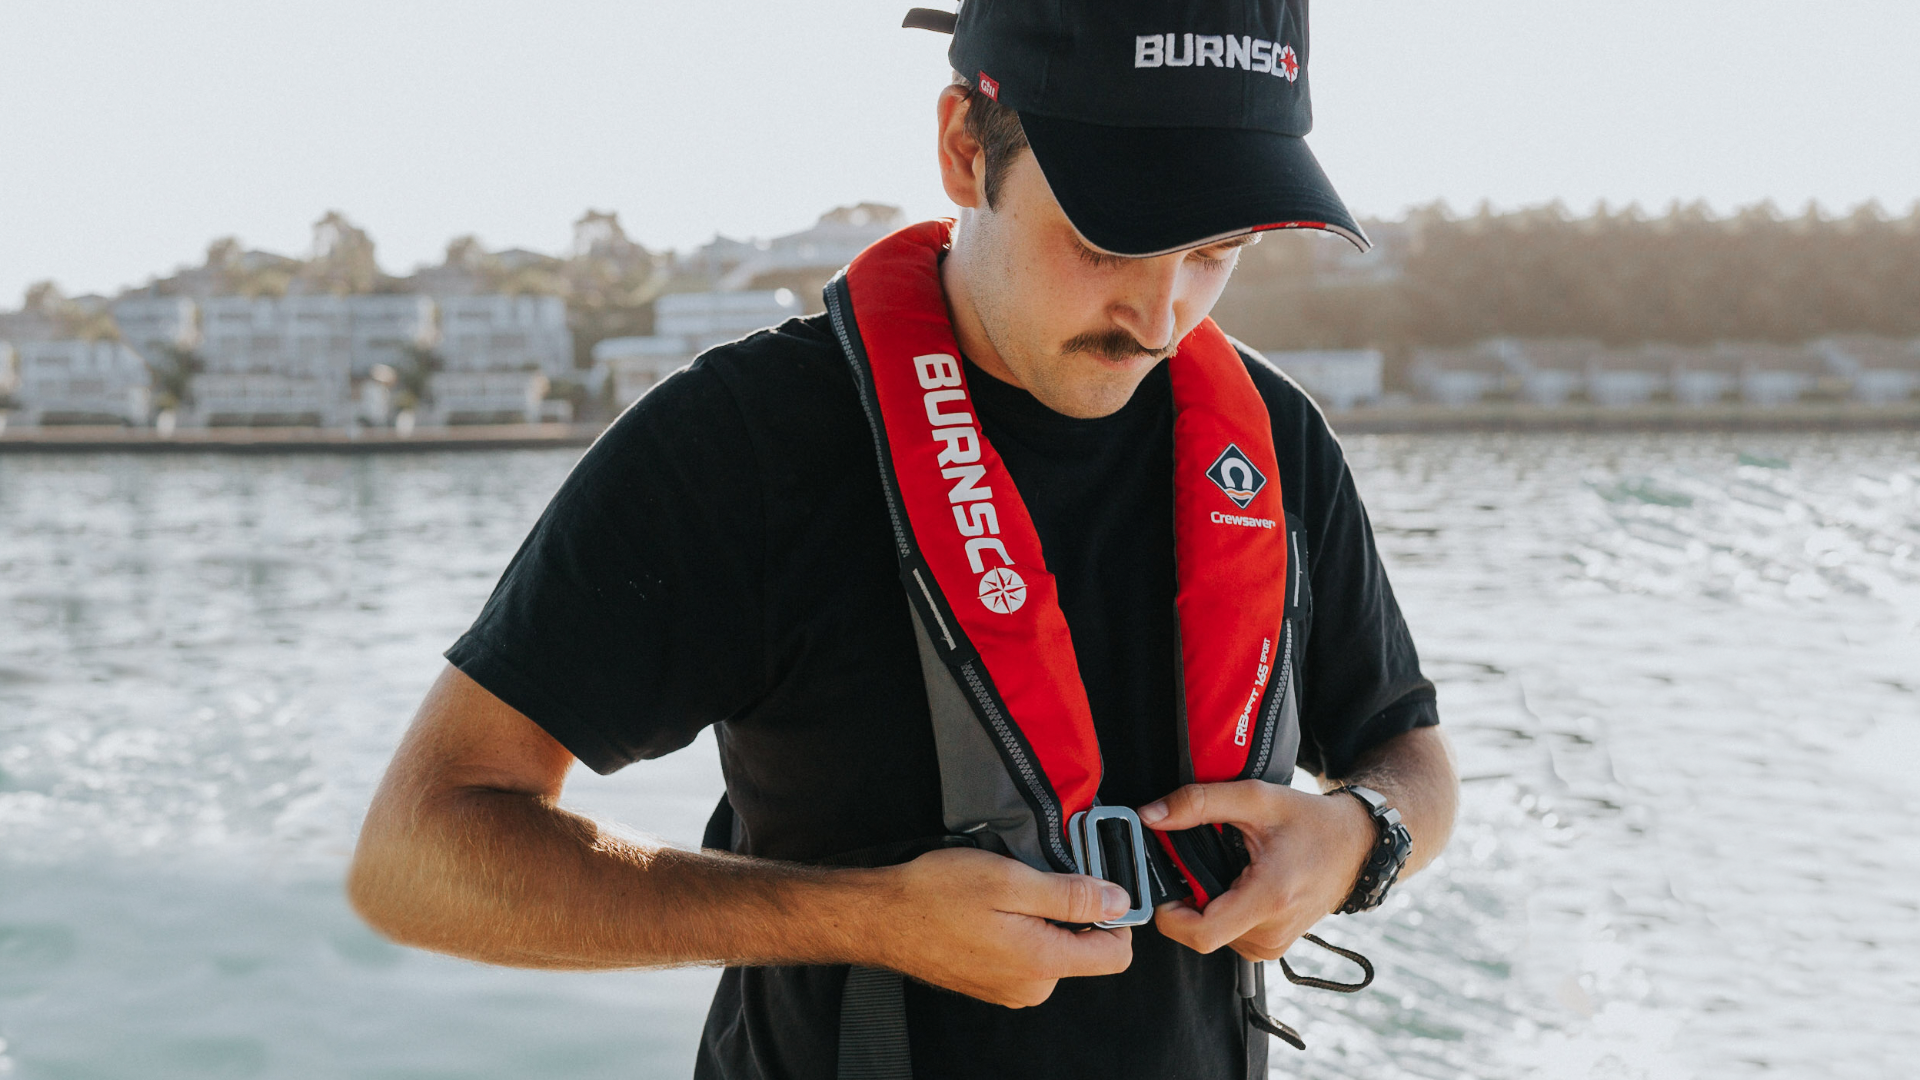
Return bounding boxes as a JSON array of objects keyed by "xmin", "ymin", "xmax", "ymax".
[{"xmin": 1206, "ymin": 444, "xmax": 1267, "ymax": 508}]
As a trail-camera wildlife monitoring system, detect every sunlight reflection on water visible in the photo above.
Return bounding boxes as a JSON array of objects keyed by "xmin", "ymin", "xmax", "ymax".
[{"xmin": 1, "ymin": 434, "xmax": 1915, "ymax": 1079}]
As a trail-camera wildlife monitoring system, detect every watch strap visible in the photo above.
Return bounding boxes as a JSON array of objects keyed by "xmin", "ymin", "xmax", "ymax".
[{"xmin": 1331, "ymin": 785, "xmax": 1413, "ymax": 914}]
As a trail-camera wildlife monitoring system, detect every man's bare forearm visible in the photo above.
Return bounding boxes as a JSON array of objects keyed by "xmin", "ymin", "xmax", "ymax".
[
  {"xmin": 1322, "ymin": 723, "xmax": 1457, "ymax": 878},
  {"xmin": 348, "ymin": 666, "xmax": 1137, "ymax": 1007},
  {"xmin": 349, "ymin": 782, "xmax": 893, "ymax": 971}
]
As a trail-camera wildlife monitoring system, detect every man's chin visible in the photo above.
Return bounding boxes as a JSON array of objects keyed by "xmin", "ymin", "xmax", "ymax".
[{"xmin": 1033, "ymin": 361, "xmax": 1159, "ymax": 419}]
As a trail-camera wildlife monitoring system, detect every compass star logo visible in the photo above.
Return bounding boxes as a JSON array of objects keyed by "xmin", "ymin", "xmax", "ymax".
[
  {"xmin": 1276, "ymin": 45, "xmax": 1299, "ymax": 82},
  {"xmin": 1205, "ymin": 444, "xmax": 1268, "ymax": 509},
  {"xmin": 977, "ymin": 566, "xmax": 1028, "ymax": 614}
]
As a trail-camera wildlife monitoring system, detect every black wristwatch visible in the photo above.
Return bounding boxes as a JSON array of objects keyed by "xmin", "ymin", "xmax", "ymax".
[{"xmin": 1331, "ymin": 785, "xmax": 1413, "ymax": 914}]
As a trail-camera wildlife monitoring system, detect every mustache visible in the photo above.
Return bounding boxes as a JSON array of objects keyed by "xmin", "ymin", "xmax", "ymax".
[{"xmin": 1060, "ymin": 329, "xmax": 1179, "ymax": 362}]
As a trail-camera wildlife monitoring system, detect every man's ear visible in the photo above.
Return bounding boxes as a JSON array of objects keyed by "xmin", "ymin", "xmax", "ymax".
[{"xmin": 936, "ymin": 85, "xmax": 987, "ymax": 210}]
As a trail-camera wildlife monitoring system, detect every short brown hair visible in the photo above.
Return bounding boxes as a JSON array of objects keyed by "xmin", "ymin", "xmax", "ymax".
[{"xmin": 955, "ymin": 74, "xmax": 1029, "ymax": 210}]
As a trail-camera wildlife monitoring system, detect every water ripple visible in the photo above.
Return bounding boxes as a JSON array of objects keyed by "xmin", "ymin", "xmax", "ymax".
[{"xmin": 4, "ymin": 436, "xmax": 1917, "ymax": 1079}]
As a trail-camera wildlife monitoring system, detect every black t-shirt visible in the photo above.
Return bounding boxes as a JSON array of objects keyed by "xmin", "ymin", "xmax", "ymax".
[{"xmin": 447, "ymin": 313, "xmax": 1437, "ymax": 1080}]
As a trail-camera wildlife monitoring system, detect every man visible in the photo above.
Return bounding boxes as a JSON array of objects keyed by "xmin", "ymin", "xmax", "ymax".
[{"xmin": 350, "ymin": 3, "xmax": 1457, "ymax": 1078}]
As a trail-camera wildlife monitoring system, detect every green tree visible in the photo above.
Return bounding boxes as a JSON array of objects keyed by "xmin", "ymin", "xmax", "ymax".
[
  {"xmin": 392, "ymin": 345, "xmax": 444, "ymax": 412},
  {"xmin": 147, "ymin": 345, "xmax": 204, "ymax": 412},
  {"xmin": 300, "ymin": 211, "xmax": 383, "ymax": 295}
]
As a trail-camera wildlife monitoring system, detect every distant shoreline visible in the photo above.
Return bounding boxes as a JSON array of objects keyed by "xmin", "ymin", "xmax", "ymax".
[
  {"xmin": 1328, "ymin": 400, "xmax": 1920, "ymax": 435},
  {"xmin": 1, "ymin": 402, "xmax": 1915, "ymax": 454},
  {"xmin": 0, "ymin": 422, "xmax": 603, "ymax": 455}
]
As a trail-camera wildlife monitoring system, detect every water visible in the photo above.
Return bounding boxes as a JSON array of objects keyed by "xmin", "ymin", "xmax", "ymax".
[{"xmin": 1, "ymin": 434, "xmax": 1915, "ymax": 1079}]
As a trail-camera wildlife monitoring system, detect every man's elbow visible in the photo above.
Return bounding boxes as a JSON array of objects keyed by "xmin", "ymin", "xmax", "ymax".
[
  {"xmin": 347, "ymin": 830, "xmax": 418, "ymax": 944},
  {"xmin": 345, "ymin": 801, "xmax": 461, "ymax": 951},
  {"xmin": 347, "ymin": 783, "xmax": 542, "ymax": 959}
]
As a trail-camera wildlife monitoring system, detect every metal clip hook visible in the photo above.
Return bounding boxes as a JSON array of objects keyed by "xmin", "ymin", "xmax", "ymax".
[{"xmin": 1238, "ymin": 956, "xmax": 1306, "ymax": 1050}]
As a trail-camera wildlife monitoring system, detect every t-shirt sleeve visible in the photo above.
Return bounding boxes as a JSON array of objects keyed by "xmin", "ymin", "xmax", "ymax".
[
  {"xmin": 1248, "ymin": 354, "xmax": 1438, "ymax": 780},
  {"xmin": 1294, "ymin": 446, "xmax": 1439, "ymax": 778},
  {"xmin": 445, "ymin": 360, "xmax": 767, "ymax": 773}
]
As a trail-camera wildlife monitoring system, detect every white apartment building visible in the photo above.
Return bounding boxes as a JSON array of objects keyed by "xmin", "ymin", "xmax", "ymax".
[
  {"xmin": 186, "ymin": 296, "xmax": 443, "ymax": 425},
  {"xmin": 1818, "ymin": 336, "xmax": 1920, "ymax": 404},
  {"xmin": 597, "ymin": 289, "xmax": 803, "ymax": 407},
  {"xmin": 427, "ymin": 296, "xmax": 568, "ymax": 425},
  {"xmin": 438, "ymin": 295, "xmax": 571, "ymax": 376},
  {"xmin": 352, "ymin": 295, "xmax": 438, "ymax": 377},
  {"xmin": 195, "ymin": 297, "xmax": 351, "ymax": 425},
  {"xmin": 695, "ymin": 204, "xmax": 904, "ymax": 290},
  {"xmin": 424, "ymin": 371, "xmax": 551, "ymax": 425},
  {"xmin": 9, "ymin": 340, "xmax": 150, "ymax": 426},
  {"xmin": 655, "ymin": 289, "xmax": 803, "ymax": 346},
  {"xmin": 1411, "ymin": 344, "xmax": 1513, "ymax": 406},
  {"xmin": 1726, "ymin": 342, "xmax": 1830, "ymax": 408},
  {"xmin": 111, "ymin": 296, "xmax": 198, "ymax": 364},
  {"xmin": 1585, "ymin": 348, "xmax": 1670, "ymax": 408},
  {"xmin": 3, "ymin": 292, "xmax": 578, "ymax": 428},
  {"xmin": 1490, "ymin": 339, "xmax": 1603, "ymax": 407},
  {"xmin": 201, "ymin": 297, "xmax": 345, "ymax": 376},
  {"xmin": 594, "ymin": 335, "xmax": 697, "ymax": 408},
  {"xmin": 1264, "ymin": 349, "xmax": 1383, "ymax": 411}
]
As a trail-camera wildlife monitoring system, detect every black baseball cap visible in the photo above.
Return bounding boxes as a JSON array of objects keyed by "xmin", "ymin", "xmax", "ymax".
[{"xmin": 904, "ymin": 1, "xmax": 1369, "ymax": 255}]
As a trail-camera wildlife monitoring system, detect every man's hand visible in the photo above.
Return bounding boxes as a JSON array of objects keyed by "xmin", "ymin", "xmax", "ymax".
[
  {"xmin": 1138, "ymin": 780, "xmax": 1373, "ymax": 960},
  {"xmin": 872, "ymin": 847, "xmax": 1135, "ymax": 1007},
  {"xmin": 1138, "ymin": 725, "xmax": 1458, "ymax": 961}
]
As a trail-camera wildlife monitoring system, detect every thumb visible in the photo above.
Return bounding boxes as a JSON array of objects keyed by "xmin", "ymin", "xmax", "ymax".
[
  {"xmin": 1006, "ymin": 867, "xmax": 1134, "ymax": 925},
  {"xmin": 1137, "ymin": 780, "xmax": 1279, "ymax": 833}
]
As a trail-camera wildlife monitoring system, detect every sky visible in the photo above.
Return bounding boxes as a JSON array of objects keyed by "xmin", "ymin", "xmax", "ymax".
[{"xmin": 3, "ymin": 0, "xmax": 1918, "ymax": 304}]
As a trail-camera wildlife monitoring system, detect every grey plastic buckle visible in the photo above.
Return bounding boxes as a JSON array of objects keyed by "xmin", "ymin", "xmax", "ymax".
[{"xmin": 1067, "ymin": 806, "xmax": 1155, "ymax": 928}]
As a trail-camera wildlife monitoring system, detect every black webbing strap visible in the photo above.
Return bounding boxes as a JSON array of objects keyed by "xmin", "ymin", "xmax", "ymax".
[
  {"xmin": 700, "ymin": 795, "xmax": 953, "ymax": 1080},
  {"xmin": 1144, "ymin": 833, "xmax": 1189, "ymax": 906},
  {"xmin": 708, "ymin": 792, "xmax": 1369, "ymax": 1077},
  {"xmin": 838, "ymin": 967, "xmax": 913, "ymax": 1080},
  {"xmin": 820, "ymin": 835, "xmax": 980, "ymax": 1079},
  {"xmin": 1146, "ymin": 823, "xmax": 1251, "ymax": 906}
]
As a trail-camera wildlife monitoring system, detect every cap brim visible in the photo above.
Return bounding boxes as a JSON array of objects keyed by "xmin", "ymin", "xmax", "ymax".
[{"xmin": 1017, "ymin": 112, "xmax": 1370, "ymax": 256}]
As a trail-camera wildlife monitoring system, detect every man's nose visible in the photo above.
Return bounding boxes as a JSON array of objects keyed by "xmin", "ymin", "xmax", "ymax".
[{"xmin": 1107, "ymin": 256, "xmax": 1184, "ymax": 353}]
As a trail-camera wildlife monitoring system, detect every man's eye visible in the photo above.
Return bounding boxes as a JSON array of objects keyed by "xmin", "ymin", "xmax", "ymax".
[{"xmin": 1074, "ymin": 241, "xmax": 1125, "ymax": 268}]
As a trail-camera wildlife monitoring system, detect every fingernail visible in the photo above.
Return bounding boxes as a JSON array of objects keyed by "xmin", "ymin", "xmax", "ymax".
[
  {"xmin": 1102, "ymin": 885, "xmax": 1130, "ymax": 916},
  {"xmin": 1138, "ymin": 801, "xmax": 1167, "ymax": 826}
]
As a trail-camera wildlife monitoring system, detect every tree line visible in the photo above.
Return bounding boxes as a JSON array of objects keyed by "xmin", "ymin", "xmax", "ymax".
[
  {"xmin": 1213, "ymin": 201, "xmax": 1920, "ymax": 359},
  {"xmin": 16, "ymin": 201, "xmax": 1917, "ymax": 373}
]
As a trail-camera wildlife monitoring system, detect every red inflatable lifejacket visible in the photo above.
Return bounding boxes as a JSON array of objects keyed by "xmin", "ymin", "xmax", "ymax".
[{"xmin": 824, "ymin": 220, "xmax": 1304, "ymax": 912}]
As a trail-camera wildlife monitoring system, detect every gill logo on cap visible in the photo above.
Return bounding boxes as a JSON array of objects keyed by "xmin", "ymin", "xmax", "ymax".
[
  {"xmin": 1135, "ymin": 34, "xmax": 1299, "ymax": 83},
  {"xmin": 1206, "ymin": 444, "xmax": 1268, "ymax": 509}
]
